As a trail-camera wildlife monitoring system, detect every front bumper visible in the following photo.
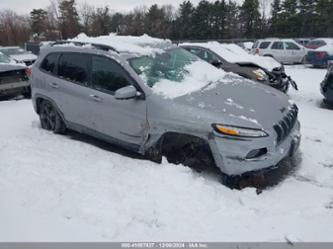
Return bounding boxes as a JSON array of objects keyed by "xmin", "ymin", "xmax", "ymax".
[{"xmin": 209, "ymin": 121, "xmax": 301, "ymax": 176}]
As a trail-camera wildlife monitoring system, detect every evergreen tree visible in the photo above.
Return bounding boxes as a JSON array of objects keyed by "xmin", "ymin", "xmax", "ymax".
[
  {"xmin": 58, "ymin": 0, "xmax": 80, "ymax": 39},
  {"xmin": 30, "ymin": 9, "xmax": 48, "ymax": 37},
  {"xmin": 269, "ymin": 0, "xmax": 281, "ymax": 36},
  {"xmin": 298, "ymin": 0, "xmax": 319, "ymax": 36},
  {"xmin": 174, "ymin": 1, "xmax": 195, "ymax": 40},
  {"xmin": 279, "ymin": 0, "xmax": 299, "ymax": 37},
  {"xmin": 239, "ymin": 0, "xmax": 261, "ymax": 38}
]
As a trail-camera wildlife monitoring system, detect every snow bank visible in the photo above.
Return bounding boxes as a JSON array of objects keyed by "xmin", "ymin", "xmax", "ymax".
[
  {"xmin": 182, "ymin": 41, "xmax": 282, "ymax": 71},
  {"xmin": 150, "ymin": 60, "xmax": 227, "ymax": 99},
  {"xmin": 70, "ymin": 33, "xmax": 172, "ymax": 56}
]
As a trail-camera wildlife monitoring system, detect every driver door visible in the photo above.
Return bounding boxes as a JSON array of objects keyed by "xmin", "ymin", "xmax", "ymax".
[{"xmin": 87, "ymin": 55, "xmax": 148, "ymax": 146}]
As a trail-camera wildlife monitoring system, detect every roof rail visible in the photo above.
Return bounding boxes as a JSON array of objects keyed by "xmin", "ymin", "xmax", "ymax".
[{"xmin": 51, "ymin": 40, "xmax": 119, "ymax": 53}]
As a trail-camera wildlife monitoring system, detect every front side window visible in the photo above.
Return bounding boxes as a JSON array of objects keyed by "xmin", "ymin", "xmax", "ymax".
[
  {"xmin": 58, "ymin": 53, "xmax": 89, "ymax": 85},
  {"xmin": 41, "ymin": 53, "xmax": 58, "ymax": 75},
  {"xmin": 285, "ymin": 42, "xmax": 300, "ymax": 50},
  {"xmin": 271, "ymin": 42, "xmax": 284, "ymax": 50},
  {"xmin": 91, "ymin": 56, "xmax": 131, "ymax": 93}
]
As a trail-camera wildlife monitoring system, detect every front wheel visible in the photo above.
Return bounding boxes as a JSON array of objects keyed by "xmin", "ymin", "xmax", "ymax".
[{"xmin": 39, "ymin": 100, "xmax": 66, "ymax": 134}]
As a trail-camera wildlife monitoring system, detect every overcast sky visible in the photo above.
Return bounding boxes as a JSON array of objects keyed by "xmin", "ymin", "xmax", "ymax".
[{"xmin": 0, "ymin": 0, "xmax": 250, "ymax": 15}]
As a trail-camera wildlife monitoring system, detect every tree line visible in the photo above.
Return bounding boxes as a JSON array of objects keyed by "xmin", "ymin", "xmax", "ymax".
[{"xmin": 0, "ymin": 0, "xmax": 333, "ymax": 46}]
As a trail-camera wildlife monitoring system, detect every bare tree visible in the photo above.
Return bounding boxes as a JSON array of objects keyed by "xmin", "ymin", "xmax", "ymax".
[{"xmin": 79, "ymin": 2, "xmax": 94, "ymax": 35}]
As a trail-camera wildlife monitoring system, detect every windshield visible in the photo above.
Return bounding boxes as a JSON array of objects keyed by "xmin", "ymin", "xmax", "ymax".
[
  {"xmin": 0, "ymin": 52, "xmax": 11, "ymax": 63},
  {"xmin": 0, "ymin": 48, "xmax": 27, "ymax": 56},
  {"xmin": 129, "ymin": 47, "xmax": 227, "ymax": 98},
  {"xmin": 129, "ymin": 48, "xmax": 199, "ymax": 87}
]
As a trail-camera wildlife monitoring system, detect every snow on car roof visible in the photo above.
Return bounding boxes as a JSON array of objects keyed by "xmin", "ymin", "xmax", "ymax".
[
  {"xmin": 70, "ymin": 33, "xmax": 173, "ymax": 56},
  {"xmin": 181, "ymin": 41, "xmax": 281, "ymax": 71}
]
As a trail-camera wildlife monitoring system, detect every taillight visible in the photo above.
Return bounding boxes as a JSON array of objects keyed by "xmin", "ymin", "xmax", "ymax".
[
  {"xmin": 26, "ymin": 67, "xmax": 32, "ymax": 77},
  {"xmin": 316, "ymin": 52, "xmax": 327, "ymax": 60},
  {"xmin": 255, "ymin": 48, "xmax": 260, "ymax": 54}
]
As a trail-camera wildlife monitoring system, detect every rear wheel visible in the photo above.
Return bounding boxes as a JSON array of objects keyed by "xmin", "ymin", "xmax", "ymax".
[{"xmin": 39, "ymin": 100, "xmax": 66, "ymax": 134}]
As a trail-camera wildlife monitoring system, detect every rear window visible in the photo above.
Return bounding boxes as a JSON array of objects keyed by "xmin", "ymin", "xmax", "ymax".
[
  {"xmin": 259, "ymin": 42, "xmax": 271, "ymax": 49},
  {"xmin": 307, "ymin": 40, "xmax": 327, "ymax": 49},
  {"xmin": 40, "ymin": 53, "xmax": 58, "ymax": 75},
  {"xmin": 58, "ymin": 53, "xmax": 89, "ymax": 85},
  {"xmin": 271, "ymin": 42, "xmax": 284, "ymax": 50}
]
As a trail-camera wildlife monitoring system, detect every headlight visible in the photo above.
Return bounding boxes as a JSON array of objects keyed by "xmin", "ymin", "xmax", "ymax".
[
  {"xmin": 253, "ymin": 69, "xmax": 268, "ymax": 81},
  {"xmin": 212, "ymin": 124, "xmax": 268, "ymax": 138}
]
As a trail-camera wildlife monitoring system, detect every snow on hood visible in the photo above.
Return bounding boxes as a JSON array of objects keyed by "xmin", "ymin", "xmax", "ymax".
[
  {"xmin": 10, "ymin": 53, "xmax": 37, "ymax": 62},
  {"xmin": 316, "ymin": 45, "xmax": 333, "ymax": 55},
  {"xmin": 182, "ymin": 42, "xmax": 282, "ymax": 71},
  {"xmin": 70, "ymin": 33, "xmax": 172, "ymax": 56},
  {"xmin": 150, "ymin": 60, "xmax": 228, "ymax": 99}
]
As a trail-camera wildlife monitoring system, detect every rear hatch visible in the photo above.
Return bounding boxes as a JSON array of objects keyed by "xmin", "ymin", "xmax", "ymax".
[{"xmin": 0, "ymin": 65, "xmax": 29, "ymax": 86}]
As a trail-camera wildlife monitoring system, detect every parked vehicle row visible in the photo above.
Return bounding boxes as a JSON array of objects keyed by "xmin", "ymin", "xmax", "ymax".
[
  {"xmin": 181, "ymin": 42, "xmax": 297, "ymax": 92},
  {"xmin": 30, "ymin": 34, "xmax": 301, "ymax": 181}
]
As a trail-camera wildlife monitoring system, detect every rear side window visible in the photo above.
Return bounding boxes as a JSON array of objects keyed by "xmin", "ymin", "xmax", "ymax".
[
  {"xmin": 40, "ymin": 53, "xmax": 58, "ymax": 75},
  {"xmin": 259, "ymin": 42, "xmax": 271, "ymax": 49},
  {"xmin": 91, "ymin": 56, "xmax": 131, "ymax": 93},
  {"xmin": 285, "ymin": 42, "xmax": 300, "ymax": 50},
  {"xmin": 58, "ymin": 53, "xmax": 89, "ymax": 85},
  {"xmin": 271, "ymin": 42, "xmax": 284, "ymax": 50}
]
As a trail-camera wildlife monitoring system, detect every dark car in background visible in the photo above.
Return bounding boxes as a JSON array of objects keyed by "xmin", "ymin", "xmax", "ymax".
[
  {"xmin": 321, "ymin": 64, "xmax": 333, "ymax": 105},
  {"xmin": 181, "ymin": 42, "xmax": 297, "ymax": 93},
  {"xmin": 0, "ymin": 53, "xmax": 30, "ymax": 99}
]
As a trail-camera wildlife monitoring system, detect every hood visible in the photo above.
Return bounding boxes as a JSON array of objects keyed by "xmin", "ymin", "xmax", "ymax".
[
  {"xmin": 0, "ymin": 64, "xmax": 26, "ymax": 73},
  {"xmin": 175, "ymin": 75, "xmax": 292, "ymax": 131},
  {"xmin": 10, "ymin": 53, "xmax": 37, "ymax": 62}
]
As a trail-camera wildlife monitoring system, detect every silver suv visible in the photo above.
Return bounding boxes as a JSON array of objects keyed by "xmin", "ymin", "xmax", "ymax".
[{"xmin": 31, "ymin": 38, "xmax": 301, "ymax": 177}]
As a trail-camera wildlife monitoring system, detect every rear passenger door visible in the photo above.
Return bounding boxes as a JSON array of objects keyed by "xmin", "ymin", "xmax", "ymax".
[
  {"xmin": 270, "ymin": 41, "xmax": 286, "ymax": 63},
  {"xmin": 87, "ymin": 55, "xmax": 147, "ymax": 146},
  {"xmin": 284, "ymin": 41, "xmax": 304, "ymax": 63},
  {"xmin": 55, "ymin": 52, "xmax": 93, "ymax": 128}
]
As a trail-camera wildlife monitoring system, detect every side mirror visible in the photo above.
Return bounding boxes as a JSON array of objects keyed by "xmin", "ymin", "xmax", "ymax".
[
  {"xmin": 115, "ymin": 85, "xmax": 140, "ymax": 100},
  {"xmin": 210, "ymin": 60, "xmax": 223, "ymax": 67}
]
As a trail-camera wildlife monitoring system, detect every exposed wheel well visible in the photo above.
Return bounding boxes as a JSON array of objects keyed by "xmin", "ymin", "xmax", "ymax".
[
  {"xmin": 155, "ymin": 132, "xmax": 215, "ymax": 171},
  {"xmin": 36, "ymin": 97, "xmax": 45, "ymax": 114}
]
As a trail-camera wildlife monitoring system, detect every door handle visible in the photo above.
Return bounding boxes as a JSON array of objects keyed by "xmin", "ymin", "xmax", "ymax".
[
  {"xmin": 50, "ymin": 82, "xmax": 59, "ymax": 89},
  {"xmin": 89, "ymin": 94, "xmax": 102, "ymax": 102}
]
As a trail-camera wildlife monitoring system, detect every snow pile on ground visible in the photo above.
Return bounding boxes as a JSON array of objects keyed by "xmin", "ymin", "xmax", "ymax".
[
  {"xmin": 182, "ymin": 42, "xmax": 282, "ymax": 71},
  {"xmin": 151, "ymin": 60, "xmax": 226, "ymax": 99},
  {"xmin": 0, "ymin": 65, "xmax": 333, "ymax": 242},
  {"xmin": 71, "ymin": 33, "xmax": 172, "ymax": 56}
]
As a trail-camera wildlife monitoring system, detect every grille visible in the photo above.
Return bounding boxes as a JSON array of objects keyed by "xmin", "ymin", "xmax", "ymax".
[{"xmin": 273, "ymin": 105, "xmax": 298, "ymax": 144}]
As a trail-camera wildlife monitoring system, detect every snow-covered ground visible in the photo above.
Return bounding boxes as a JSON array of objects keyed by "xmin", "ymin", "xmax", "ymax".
[{"xmin": 0, "ymin": 65, "xmax": 333, "ymax": 242}]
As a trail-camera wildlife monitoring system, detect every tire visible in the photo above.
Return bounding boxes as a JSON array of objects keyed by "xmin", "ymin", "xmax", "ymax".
[
  {"xmin": 22, "ymin": 87, "xmax": 31, "ymax": 99},
  {"xmin": 39, "ymin": 100, "xmax": 66, "ymax": 134}
]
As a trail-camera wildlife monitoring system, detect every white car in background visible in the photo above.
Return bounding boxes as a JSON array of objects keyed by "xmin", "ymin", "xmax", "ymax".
[
  {"xmin": 0, "ymin": 46, "xmax": 37, "ymax": 66},
  {"xmin": 252, "ymin": 39, "xmax": 307, "ymax": 64}
]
